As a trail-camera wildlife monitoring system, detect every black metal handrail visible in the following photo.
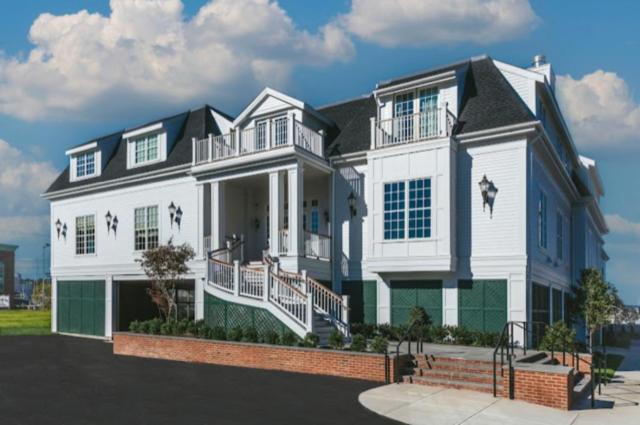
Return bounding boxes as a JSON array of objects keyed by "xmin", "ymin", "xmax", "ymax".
[{"xmin": 394, "ymin": 321, "xmax": 425, "ymax": 384}]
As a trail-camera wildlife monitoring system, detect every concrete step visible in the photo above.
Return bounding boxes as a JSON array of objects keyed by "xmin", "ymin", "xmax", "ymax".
[
  {"xmin": 403, "ymin": 375, "xmax": 501, "ymax": 394},
  {"xmin": 414, "ymin": 368, "xmax": 503, "ymax": 385},
  {"xmin": 416, "ymin": 358, "xmax": 496, "ymax": 375}
]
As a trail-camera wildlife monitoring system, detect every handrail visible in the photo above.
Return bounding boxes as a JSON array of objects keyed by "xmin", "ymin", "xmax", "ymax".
[
  {"xmin": 394, "ymin": 320, "xmax": 425, "ymax": 384},
  {"xmin": 268, "ymin": 271, "xmax": 309, "ymax": 327}
]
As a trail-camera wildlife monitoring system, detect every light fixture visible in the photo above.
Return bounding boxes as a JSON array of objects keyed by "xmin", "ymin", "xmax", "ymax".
[
  {"xmin": 55, "ymin": 219, "xmax": 62, "ymax": 239},
  {"xmin": 324, "ymin": 210, "xmax": 330, "ymax": 224},
  {"xmin": 111, "ymin": 216, "xmax": 119, "ymax": 235},
  {"xmin": 168, "ymin": 202, "xmax": 177, "ymax": 227},
  {"xmin": 105, "ymin": 211, "xmax": 112, "ymax": 234},
  {"xmin": 478, "ymin": 175, "xmax": 498, "ymax": 218},
  {"xmin": 347, "ymin": 192, "xmax": 357, "ymax": 218},
  {"xmin": 175, "ymin": 206, "xmax": 183, "ymax": 229},
  {"xmin": 62, "ymin": 223, "xmax": 68, "ymax": 240}
]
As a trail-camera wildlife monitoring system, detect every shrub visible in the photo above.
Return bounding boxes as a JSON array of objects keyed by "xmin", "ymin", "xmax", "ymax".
[
  {"xmin": 408, "ymin": 306, "xmax": 431, "ymax": 329},
  {"xmin": 194, "ymin": 320, "xmax": 209, "ymax": 338},
  {"xmin": 539, "ymin": 321, "xmax": 576, "ymax": 352},
  {"xmin": 175, "ymin": 319, "xmax": 190, "ymax": 336},
  {"xmin": 427, "ymin": 325, "xmax": 449, "ymax": 343},
  {"xmin": 351, "ymin": 323, "xmax": 376, "ymax": 339},
  {"xmin": 350, "ymin": 334, "xmax": 367, "ymax": 352},
  {"xmin": 209, "ymin": 326, "xmax": 227, "ymax": 340},
  {"xmin": 280, "ymin": 331, "xmax": 297, "ymax": 346},
  {"xmin": 471, "ymin": 331, "xmax": 500, "ymax": 347},
  {"xmin": 263, "ymin": 330, "xmax": 280, "ymax": 345},
  {"xmin": 371, "ymin": 336, "xmax": 388, "ymax": 354},
  {"xmin": 449, "ymin": 326, "xmax": 474, "ymax": 345},
  {"xmin": 302, "ymin": 332, "xmax": 320, "ymax": 348},
  {"xmin": 328, "ymin": 329, "xmax": 345, "ymax": 350},
  {"xmin": 160, "ymin": 320, "xmax": 176, "ymax": 336},
  {"xmin": 129, "ymin": 320, "xmax": 141, "ymax": 333},
  {"xmin": 243, "ymin": 327, "xmax": 259, "ymax": 343},
  {"xmin": 228, "ymin": 326, "xmax": 244, "ymax": 342},
  {"xmin": 147, "ymin": 318, "xmax": 163, "ymax": 335}
]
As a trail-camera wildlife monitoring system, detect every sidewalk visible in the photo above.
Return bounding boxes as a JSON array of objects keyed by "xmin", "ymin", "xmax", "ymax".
[{"xmin": 359, "ymin": 339, "xmax": 640, "ymax": 425}]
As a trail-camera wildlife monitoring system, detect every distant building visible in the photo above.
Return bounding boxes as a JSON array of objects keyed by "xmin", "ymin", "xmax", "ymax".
[{"xmin": 0, "ymin": 243, "xmax": 18, "ymax": 309}]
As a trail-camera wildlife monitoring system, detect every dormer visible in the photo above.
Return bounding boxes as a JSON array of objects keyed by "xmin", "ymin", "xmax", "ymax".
[
  {"xmin": 124, "ymin": 112, "xmax": 188, "ymax": 169},
  {"xmin": 65, "ymin": 133, "xmax": 119, "ymax": 183}
]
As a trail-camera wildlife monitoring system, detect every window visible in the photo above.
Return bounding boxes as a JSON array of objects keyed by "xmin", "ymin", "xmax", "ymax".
[
  {"xmin": 310, "ymin": 200, "xmax": 319, "ymax": 234},
  {"xmin": 273, "ymin": 116, "xmax": 288, "ymax": 146},
  {"xmin": 256, "ymin": 120, "xmax": 267, "ymax": 150},
  {"xmin": 556, "ymin": 212, "xmax": 564, "ymax": 261},
  {"xmin": 135, "ymin": 206, "xmax": 159, "ymax": 251},
  {"xmin": 538, "ymin": 191, "xmax": 548, "ymax": 249},
  {"xmin": 176, "ymin": 288, "xmax": 195, "ymax": 321},
  {"xmin": 133, "ymin": 134, "xmax": 159, "ymax": 165},
  {"xmin": 384, "ymin": 181, "xmax": 406, "ymax": 240},
  {"xmin": 419, "ymin": 88, "xmax": 439, "ymax": 138},
  {"xmin": 408, "ymin": 178, "xmax": 432, "ymax": 238},
  {"xmin": 76, "ymin": 152, "xmax": 96, "ymax": 178},
  {"xmin": 394, "ymin": 93, "xmax": 414, "ymax": 142},
  {"xmin": 0, "ymin": 263, "xmax": 4, "ymax": 293},
  {"xmin": 75, "ymin": 215, "xmax": 96, "ymax": 255}
]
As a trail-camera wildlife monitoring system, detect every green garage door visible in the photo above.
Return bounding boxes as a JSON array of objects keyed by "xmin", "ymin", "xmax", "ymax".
[
  {"xmin": 458, "ymin": 280, "xmax": 507, "ymax": 333},
  {"xmin": 58, "ymin": 281, "xmax": 105, "ymax": 337},
  {"xmin": 391, "ymin": 281, "xmax": 442, "ymax": 326}
]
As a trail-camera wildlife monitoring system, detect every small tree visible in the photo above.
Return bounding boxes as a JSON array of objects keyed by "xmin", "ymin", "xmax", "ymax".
[{"xmin": 136, "ymin": 239, "xmax": 195, "ymax": 321}]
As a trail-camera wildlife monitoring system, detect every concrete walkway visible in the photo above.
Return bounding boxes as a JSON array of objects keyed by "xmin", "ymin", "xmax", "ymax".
[{"xmin": 360, "ymin": 339, "xmax": 640, "ymax": 425}]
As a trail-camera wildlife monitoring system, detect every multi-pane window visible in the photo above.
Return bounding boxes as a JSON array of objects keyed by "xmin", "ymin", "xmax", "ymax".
[
  {"xmin": 538, "ymin": 191, "xmax": 548, "ymax": 249},
  {"xmin": 76, "ymin": 152, "xmax": 96, "ymax": 178},
  {"xmin": 419, "ymin": 88, "xmax": 439, "ymax": 138},
  {"xmin": 176, "ymin": 288, "xmax": 195, "ymax": 321},
  {"xmin": 394, "ymin": 93, "xmax": 414, "ymax": 142},
  {"xmin": 75, "ymin": 215, "xmax": 95, "ymax": 255},
  {"xmin": 556, "ymin": 212, "xmax": 564, "ymax": 261},
  {"xmin": 134, "ymin": 206, "xmax": 159, "ymax": 251},
  {"xmin": 408, "ymin": 178, "xmax": 432, "ymax": 238},
  {"xmin": 0, "ymin": 263, "xmax": 5, "ymax": 293},
  {"xmin": 273, "ymin": 117, "xmax": 288, "ymax": 146},
  {"xmin": 384, "ymin": 182, "xmax": 406, "ymax": 240},
  {"xmin": 133, "ymin": 134, "xmax": 159, "ymax": 165},
  {"xmin": 256, "ymin": 120, "xmax": 267, "ymax": 150}
]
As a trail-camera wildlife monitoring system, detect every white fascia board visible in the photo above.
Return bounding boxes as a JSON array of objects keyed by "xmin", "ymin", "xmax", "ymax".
[
  {"xmin": 493, "ymin": 60, "xmax": 545, "ymax": 83},
  {"xmin": 373, "ymin": 71, "xmax": 456, "ymax": 97},
  {"xmin": 455, "ymin": 121, "xmax": 539, "ymax": 143},
  {"xmin": 65, "ymin": 142, "xmax": 98, "ymax": 156},
  {"xmin": 122, "ymin": 122, "xmax": 163, "ymax": 139}
]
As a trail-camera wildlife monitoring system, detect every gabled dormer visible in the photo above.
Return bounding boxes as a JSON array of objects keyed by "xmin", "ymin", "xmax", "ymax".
[
  {"xmin": 124, "ymin": 112, "xmax": 188, "ymax": 169},
  {"xmin": 66, "ymin": 133, "xmax": 120, "ymax": 182}
]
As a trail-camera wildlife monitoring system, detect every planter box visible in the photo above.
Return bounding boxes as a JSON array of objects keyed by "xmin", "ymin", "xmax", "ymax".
[{"xmin": 113, "ymin": 332, "xmax": 394, "ymax": 383}]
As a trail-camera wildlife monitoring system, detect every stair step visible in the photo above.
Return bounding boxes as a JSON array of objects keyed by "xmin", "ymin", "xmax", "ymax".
[
  {"xmin": 404, "ymin": 375, "xmax": 501, "ymax": 394},
  {"xmin": 414, "ymin": 368, "xmax": 503, "ymax": 384},
  {"xmin": 416, "ymin": 359, "xmax": 496, "ymax": 374}
]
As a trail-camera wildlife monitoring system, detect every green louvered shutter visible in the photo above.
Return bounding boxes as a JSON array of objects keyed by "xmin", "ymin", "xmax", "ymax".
[
  {"xmin": 391, "ymin": 281, "xmax": 442, "ymax": 326},
  {"xmin": 458, "ymin": 280, "xmax": 507, "ymax": 333},
  {"xmin": 362, "ymin": 280, "xmax": 377, "ymax": 325}
]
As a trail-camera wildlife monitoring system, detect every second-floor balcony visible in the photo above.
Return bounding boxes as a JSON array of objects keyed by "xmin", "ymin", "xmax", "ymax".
[
  {"xmin": 371, "ymin": 105, "xmax": 455, "ymax": 149},
  {"xmin": 193, "ymin": 117, "xmax": 324, "ymax": 166}
]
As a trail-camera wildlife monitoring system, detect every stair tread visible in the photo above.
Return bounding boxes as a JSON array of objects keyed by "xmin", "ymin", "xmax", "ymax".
[
  {"xmin": 407, "ymin": 375, "xmax": 501, "ymax": 390},
  {"xmin": 415, "ymin": 368, "xmax": 502, "ymax": 380}
]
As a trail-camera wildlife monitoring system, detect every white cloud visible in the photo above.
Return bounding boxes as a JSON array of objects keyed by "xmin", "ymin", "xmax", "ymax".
[
  {"xmin": 605, "ymin": 214, "xmax": 640, "ymax": 238},
  {"xmin": 0, "ymin": 0, "xmax": 354, "ymax": 121},
  {"xmin": 0, "ymin": 216, "xmax": 49, "ymax": 241},
  {"xmin": 339, "ymin": 0, "xmax": 538, "ymax": 47},
  {"xmin": 556, "ymin": 71, "xmax": 640, "ymax": 150}
]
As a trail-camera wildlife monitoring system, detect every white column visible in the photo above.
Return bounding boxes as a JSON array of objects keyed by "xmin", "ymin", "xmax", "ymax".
[
  {"xmin": 51, "ymin": 277, "xmax": 58, "ymax": 333},
  {"xmin": 269, "ymin": 171, "xmax": 284, "ymax": 256},
  {"xmin": 443, "ymin": 277, "xmax": 458, "ymax": 326},
  {"xmin": 377, "ymin": 277, "xmax": 391, "ymax": 325},
  {"xmin": 211, "ymin": 181, "xmax": 225, "ymax": 250},
  {"xmin": 288, "ymin": 163, "xmax": 303, "ymax": 257},
  {"xmin": 197, "ymin": 184, "xmax": 205, "ymax": 257},
  {"xmin": 195, "ymin": 278, "xmax": 204, "ymax": 320},
  {"xmin": 287, "ymin": 110, "xmax": 295, "ymax": 146},
  {"xmin": 105, "ymin": 276, "xmax": 113, "ymax": 338}
]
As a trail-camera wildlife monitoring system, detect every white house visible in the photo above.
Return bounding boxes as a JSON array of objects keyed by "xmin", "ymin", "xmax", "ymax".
[{"xmin": 44, "ymin": 55, "xmax": 608, "ymax": 343}]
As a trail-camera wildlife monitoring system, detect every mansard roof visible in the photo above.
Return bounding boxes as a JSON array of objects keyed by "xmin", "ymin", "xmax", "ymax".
[{"xmin": 318, "ymin": 95, "xmax": 376, "ymax": 157}]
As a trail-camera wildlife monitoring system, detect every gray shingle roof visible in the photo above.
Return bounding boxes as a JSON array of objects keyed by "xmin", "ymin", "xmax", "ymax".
[{"xmin": 317, "ymin": 95, "xmax": 376, "ymax": 156}]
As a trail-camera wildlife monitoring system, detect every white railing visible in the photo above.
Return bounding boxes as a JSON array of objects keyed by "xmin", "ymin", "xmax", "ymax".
[
  {"xmin": 373, "ymin": 106, "xmax": 452, "ymax": 149},
  {"xmin": 193, "ymin": 118, "xmax": 325, "ymax": 165},
  {"xmin": 209, "ymin": 260, "xmax": 234, "ymax": 293},
  {"xmin": 278, "ymin": 229, "xmax": 289, "ymax": 255},
  {"xmin": 294, "ymin": 121, "xmax": 323, "ymax": 157},
  {"xmin": 268, "ymin": 273, "xmax": 308, "ymax": 326},
  {"xmin": 306, "ymin": 277, "xmax": 348, "ymax": 331},
  {"xmin": 304, "ymin": 232, "xmax": 331, "ymax": 260},
  {"xmin": 240, "ymin": 267, "xmax": 264, "ymax": 299}
]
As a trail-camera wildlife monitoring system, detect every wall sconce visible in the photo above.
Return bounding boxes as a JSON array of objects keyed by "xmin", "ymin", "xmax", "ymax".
[
  {"xmin": 105, "ymin": 211, "xmax": 112, "ymax": 234},
  {"xmin": 347, "ymin": 192, "xmax": 357, "ymax": 218},
  {"xmin": 478, "ymin": 175, "xmax": 498, "ymax": 218},
  {"xmin": 62, "ymin": 223, "xmax": 68, "ymax": 240},
  {"xmin": 55, "ymin": 219, "xmax": 62, "ymax": 239},
  {"xmin": 111, "ymin": 216, "xmax": 119, "ymax": 236},
  {"xmin": 254, "ymin": 217, "xmax": 260, "ymax": 230},
  {"xmin": 324, "ymin": 210, "xmax": 330, "ymax": 224},
  {"xmin": 175, "ymin": 206, "xmax": 183, "ymax": 229},
  {"xmin": 168, "ymin": 202, "xmax": 177, "ymax": 226}
]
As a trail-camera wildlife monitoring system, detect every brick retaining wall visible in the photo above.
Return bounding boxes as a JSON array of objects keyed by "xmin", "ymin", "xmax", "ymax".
[
  {"xmin": 113, "ymin": 333, "xmax": 394, "ymax": 383},
  {"xmin": 503, "ymin": 366, "xmax": 573, "ymax": 410}
]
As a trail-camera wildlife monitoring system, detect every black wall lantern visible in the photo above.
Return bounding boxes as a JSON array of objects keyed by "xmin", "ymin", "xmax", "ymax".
[
  {"xmin": 168, "ymin": 202, "xmax": 177, "ymax": 226},
  {"xmin": 62, "ymin": 223, "xmax": 68, "ymax": 240},
  {"xmin": 175, "ymin": 206, "xmax": 183, "ymax": 229},
  {"xmin": 111, "ymin": 216, "xmax": 119, "ymax": 236},
  {"xmin": 347, "ymin": 192, "xmax": 357, "ymax": 218},
  {"xmin": 478, "ymin": 174, "xmax": 498, "ymax": 218},
  {"xmin": 105, "ymin": 211, "xmax": 112, "ymax": 234},
  {"xmin": 55, "ymin": 219, "xmax": 62, "ymax": 239}
]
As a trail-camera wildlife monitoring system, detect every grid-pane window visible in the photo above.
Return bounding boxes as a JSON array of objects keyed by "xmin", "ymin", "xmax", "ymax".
[
  {"xmin": 419, "ymin": 88, "xmax": 439, "ymax": 138},
  {"xmin": 176, "ymin": 288, "xmax": 195, "ymax": 321},
  {"xmin": 408, "ymin": 178, "xmax": 432, "ymax": 238},
  {"xmin": 384, "ymin": 182, "xmax": 406, "ymax": 240},
  {"xmin": 135, "ymin": 206, "xmax": 159, "ymax": 251},
  {"xmin": 394, "ymin": 93, "xmax": 414, "ymax": 142},
  {"xmin": 76, "ymin": 152, "xmax": 96, "ymax": 178},
  {"xmin": 133, "ymin": 134, "xmax": 159, "ymax": 165},
  {"xmin": 538, "ymin": 192, "xmax": 548, "ymax": 249},
  {"xmin": 256, "ymin": 121, "xmax": 267, "ymax": 150},
  {"xmin": 273, "ymin": 117, "xmax": 288, "ymax": 146},
  {"xmin": 0, "ymin": 263, "xmax": 5, "ymax": 293},
  {"xmin": 75, "ymin": 215, "xmax": 95, "ymax": 255},
  {"xmin": 556, "ymin": 212, "xmax": 564, "ymax": 260}
]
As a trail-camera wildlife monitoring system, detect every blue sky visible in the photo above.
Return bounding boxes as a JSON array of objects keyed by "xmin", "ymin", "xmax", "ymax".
[{"xmin": 0, "ymin": 0, "xmax": 638, "ymax": 304}]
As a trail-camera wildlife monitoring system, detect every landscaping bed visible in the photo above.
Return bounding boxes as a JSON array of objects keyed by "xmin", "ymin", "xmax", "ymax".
[{"xmin": 0, "ymin": 309, "xmax": 51, "ymax": 336}]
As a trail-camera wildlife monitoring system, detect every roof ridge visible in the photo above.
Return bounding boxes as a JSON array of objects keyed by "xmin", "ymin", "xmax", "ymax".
[{"xmin": 316, "ymin": 94, "xmax": 372, "ymax": 110}]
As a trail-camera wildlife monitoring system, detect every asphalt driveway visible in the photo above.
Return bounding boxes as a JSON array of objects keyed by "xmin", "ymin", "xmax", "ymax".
[{"xmin": 0, "ymin": 336, "xmax": 397, "ymax": 425}]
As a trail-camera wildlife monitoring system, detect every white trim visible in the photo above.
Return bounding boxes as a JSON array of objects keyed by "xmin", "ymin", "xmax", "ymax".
[
  {"xmin": 373, "ymin": 71, "xmax": 456, "ymax": 97},
  {"xmin": 455, "ymin": 121, "xmax": 539, "ymax": 142},
  {"xmin": 123, "ymin": 122, "xmax": 163, "ymax": 139},
  {"xmin": 65, "ymin": 142, "xmax": 98, "ymax": 156}
]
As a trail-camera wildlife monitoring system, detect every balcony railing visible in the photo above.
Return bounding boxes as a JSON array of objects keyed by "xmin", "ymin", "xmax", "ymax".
[
  {"xmin": 304, "ymin": 231, "xmax": 331, "ymax": 260},
  {"xmin": 372, "ymin": 105, "xmax": 455, "ymax": 149},
  {"xmin": 193, "ymin": 118, "xmax": 324, "ymax": 165}
]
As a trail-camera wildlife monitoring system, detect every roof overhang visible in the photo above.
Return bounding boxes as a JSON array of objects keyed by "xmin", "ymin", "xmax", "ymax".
[
  {"xmin": 65, "ymin": 142, "xmax": 98, "ymax": 156},
  {"xmin": 373, "ymin": 70, "xmax": 456, "ymax": 98},
  {"xmin": 0, "ymin": 243, "xmax": 18, "ymax": 252},
  {"xmin": 123, "ymin": 122, "xmax": 163, "ymax": 139}
]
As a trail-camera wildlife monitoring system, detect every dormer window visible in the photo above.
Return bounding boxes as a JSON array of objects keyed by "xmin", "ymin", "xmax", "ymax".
[
  {"xmin": 76, "ymin": 152, "xmax": 96, "ymax": 178},
  {"xmin": 133, "ymin": 134, "xmax": 159, "ymax": 165}
]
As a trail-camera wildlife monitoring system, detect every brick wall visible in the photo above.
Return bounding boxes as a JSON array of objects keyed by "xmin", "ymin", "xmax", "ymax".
[
  {"xmin": 113, "ymin": 333, "xmax": 395, "ymax": 383},
  {"xmin": 0, "ymin": 249, "xmax": 15, "ymax": 307},
  {"xmin": 503, "ymin": 366, "xmax": 573, "ymax": 410}
]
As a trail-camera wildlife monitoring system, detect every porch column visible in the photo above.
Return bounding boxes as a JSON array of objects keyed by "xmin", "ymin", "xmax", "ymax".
[
  {"xmin": 269, "ymin": 171, "xmax": 285, "ymax": 256},
  {"xmin": 211, "ymin": 181, "xmax": 225, "ymax": 250},
  {"xmin": 105, "ymin": 276, "xmax": 113, "ymax": 339},
  {"xmin": 197, "ymin": 184, "xmax": 205, "ymax": 257},
  {"xmin": 195, "ymin": 278, "xmax": 204, "ymax": 320},
  {"xmin": 287, "ymin": 163, "xmax": 303, "ymax": 256}
]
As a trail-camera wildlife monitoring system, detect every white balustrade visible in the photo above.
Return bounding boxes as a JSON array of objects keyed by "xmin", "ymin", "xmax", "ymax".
[
  {"xmin": 239, "ymin": 267, "xmax": 264, "ymax": 299},
  {"xmin": 304, "ymin": 232, "xmax": 331, "ymax": 260},
  {"xmin": 193, "ymin": 137, "xmax": 211, "ymax": 164},
  {"xmin": 278, "ymin": 229, "xmax": 289, "ymax": 255},
  {"xmin": 211, "ymin": 133, "xmax": 236, "ymax": 160},
  {"xmin": 374, "ymin": 106, "xmax": 448, "ymax": 149},
  {"xmin": 268, "ymin": 273, "xmax": 308, "ymax": 326},
  {"xmin": 294, "ymin": 121, "xmax": 323, "ymax": 157},
  {"xmin": 209, "ymin": 260, "xmax": 234, "ymax": 293}
]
